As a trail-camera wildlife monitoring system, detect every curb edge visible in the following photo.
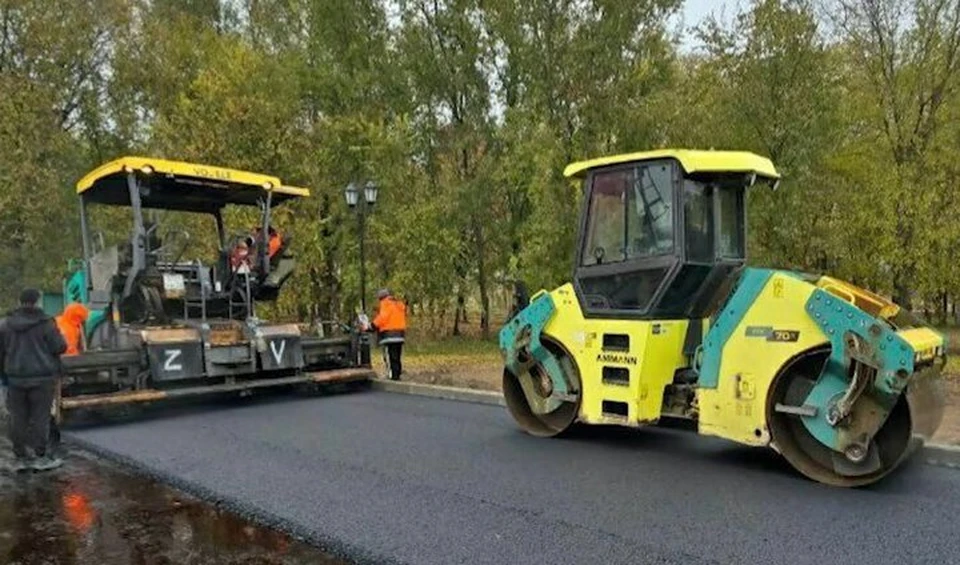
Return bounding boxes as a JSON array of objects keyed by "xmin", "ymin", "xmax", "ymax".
[
  {"xmin": 922, "ymin": 443, "xmax": 960, "ymax": 469},
  {"xmin": 370, "ymin": 379, "xmax": 504, "ymax": 406}
]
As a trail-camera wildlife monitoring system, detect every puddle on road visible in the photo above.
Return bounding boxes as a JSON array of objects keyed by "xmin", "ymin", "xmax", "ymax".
[{"xmin": 0, "ymin": 447, "xmax": 349, "ymax": 565}]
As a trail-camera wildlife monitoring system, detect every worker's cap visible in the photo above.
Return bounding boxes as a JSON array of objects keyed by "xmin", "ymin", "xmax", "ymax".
[
  {"xmin": 19, "ymin": 288, "xmax": 40, "ymax": 306},
  {"xmin": 376, "ymin": 288, "xmax": 391, "ymax": 300},
  {"xmin": 65, "ymin": 302, "xmax": 90, "ymax": 321}
]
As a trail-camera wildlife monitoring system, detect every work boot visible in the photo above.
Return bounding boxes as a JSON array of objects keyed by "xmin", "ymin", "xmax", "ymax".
[
  {"xmin": 31, "ymin": 455, "xmax": 63, "ymax": 472},
  {"xmin": 7, "ymin": 446, "xmax": 34, "ymax": 474},
  {"xmin": 11, "ymin": 456, "xmax": 34, "ymax": 474}
]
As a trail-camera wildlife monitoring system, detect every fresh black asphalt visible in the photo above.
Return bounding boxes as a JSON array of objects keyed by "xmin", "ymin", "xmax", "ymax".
[{"xmin": 68, "ymin": 391, "xmax": 960, "ymax": 565}]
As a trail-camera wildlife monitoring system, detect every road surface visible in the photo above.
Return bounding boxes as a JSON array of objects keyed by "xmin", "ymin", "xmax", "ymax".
[{"xmin": 68, "ymin": 390, "xmax": 960, "ymax": 565}]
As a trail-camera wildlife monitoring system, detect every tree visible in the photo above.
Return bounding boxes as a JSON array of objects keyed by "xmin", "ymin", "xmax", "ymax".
[
  {"xmin": 828, "ymin": 0, "xmax": 960, "ymax": 307},
  {"xmin": 693, "ymin": 0, "xmax": 846, "ymax": 274},
  {"xmin": 0, "ymin": 0, "xmax": 130, "ymax": 303},
  {"xmin": 485, "ymin": 0, "xmax": 682, "ymax": 297},
  {"xmin": 395, "ymin": 0, "xmax": 506, "ymax": 336}
]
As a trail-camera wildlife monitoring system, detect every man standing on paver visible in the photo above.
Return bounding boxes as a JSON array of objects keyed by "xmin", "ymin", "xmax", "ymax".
[
  {"xmin": 0, "ymin": 289, "xmax": 67, "ymax": 472},
  {"xmin": 370, "ymin": 288, "xmax": 407, "ymax": 381},
  {"xmin": 56, "ymin": 302, "xmax": 90, "ymax": 356}
]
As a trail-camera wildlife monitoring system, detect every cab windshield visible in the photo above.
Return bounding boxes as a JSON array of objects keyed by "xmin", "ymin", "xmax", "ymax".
[{"xmin": 581, "ymin": 162, "xmax": 675, "ymax": 266}]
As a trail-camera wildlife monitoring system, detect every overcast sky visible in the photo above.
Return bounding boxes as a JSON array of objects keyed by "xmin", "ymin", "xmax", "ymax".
[
  {"xmin": 681, "ymin": 0, "xmax": 741, "ymax": 24},
  {"xmin": 676, "ymin": 0, "xmax": 739, "ymax": 51}
]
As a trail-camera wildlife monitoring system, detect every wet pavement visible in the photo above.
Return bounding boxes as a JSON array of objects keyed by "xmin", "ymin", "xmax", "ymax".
[{"xmin": 0, "ymin": 442, "xmax": 350, "ymax": 565}]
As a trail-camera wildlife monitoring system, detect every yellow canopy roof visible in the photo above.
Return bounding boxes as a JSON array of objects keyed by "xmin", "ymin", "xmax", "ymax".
[
  {"xmin": 76, "ymin": 156, "xmax": 309, "ymax": 210},
  {"xmin": 563, "ymin": 149, "xmax": 780, "ymax": 179}
]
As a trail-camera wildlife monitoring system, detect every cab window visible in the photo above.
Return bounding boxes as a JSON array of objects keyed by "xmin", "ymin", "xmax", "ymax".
[
  {"xmin": 682, "ymin": 177, "xmax": 745, "ymax": 261},
  {"xmin": 582, "ymin": 163, "xmax": 675, "ymax": 265},
  {"xmin": 717, "ymin": 186, "xmax": 744, "ymax": 258},
  {"xmin": 626, "ymin": 163, "xmax": 674, "ymax": 258},
  {"xmin": 683, "ymin": 180, "xmax": 714, "ymax": 263},
  {"xmin": 581, "ymin": 170, "xmax": 627, "ymax": 265}
]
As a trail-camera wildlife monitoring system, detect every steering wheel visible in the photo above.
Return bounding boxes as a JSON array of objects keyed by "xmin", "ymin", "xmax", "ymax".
[
  {"xmin": 593, "ymin": 246, "xmax": 606, "ymax": 265},
  {"xmin": 165, "ymin": 228, "xmax": 191, "ymax": 264}
]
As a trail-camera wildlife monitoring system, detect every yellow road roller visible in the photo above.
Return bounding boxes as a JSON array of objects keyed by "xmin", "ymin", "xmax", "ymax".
[{"xmin": 499, "ymin": 149, "xmax": 946, "ymax": 487}]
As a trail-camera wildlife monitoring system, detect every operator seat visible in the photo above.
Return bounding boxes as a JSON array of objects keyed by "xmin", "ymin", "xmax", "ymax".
[
  {"xmin": 143, "ymin": 222, "xmax": 163, "ymax": 267},
  {"xmin": 258, "ymin": 234, "xmax": 295, "ymax": 300}
]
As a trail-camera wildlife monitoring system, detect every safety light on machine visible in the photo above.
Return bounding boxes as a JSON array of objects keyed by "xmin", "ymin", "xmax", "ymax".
[{"xmin": 141, "ymin": 164, "xmax": 154, "ymax": 174}]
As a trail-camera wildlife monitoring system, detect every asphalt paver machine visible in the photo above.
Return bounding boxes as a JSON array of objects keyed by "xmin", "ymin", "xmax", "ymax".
[
  {"xmin": 53, "ymin": 157, "xmax": 373, "ymax": 421},
  {"xmin": 500, "ymin": 149, "xmax": 947, "ymax": 487}
]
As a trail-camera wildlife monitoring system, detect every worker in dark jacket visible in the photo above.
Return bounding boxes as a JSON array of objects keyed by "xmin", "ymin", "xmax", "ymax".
[
  {"xmin": 370, "ymin": 288, "xmax": 407, "ymax": 380},
  {"xmin": 0, "ymin": 289, "xmax": 67, "ymax": 472}
]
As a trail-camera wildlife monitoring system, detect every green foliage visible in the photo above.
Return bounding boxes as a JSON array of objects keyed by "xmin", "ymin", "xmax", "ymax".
[
  {"xmin": 0, "ymin": 0, "xmax": 130, "ymax": 303},
  {"xmin": 3, "ymin": 0, "xmax": 960, "ymax": 327}
]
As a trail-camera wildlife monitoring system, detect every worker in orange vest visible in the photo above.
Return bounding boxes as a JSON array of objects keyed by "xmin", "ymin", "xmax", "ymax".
[
  {"xmin": 251, "ymin": 226, "xmax": 283, "ymax": 260},
  {"xmin": 370, "ymin": 288, "xmax": 407, "ymax": 380},
  {"xmin": 56, "ymin": 303, "xmax": 89, "ymax": 356},
  {"xmin": 266, "ymin": 227, "xmax": 282, "ymax": 259}
]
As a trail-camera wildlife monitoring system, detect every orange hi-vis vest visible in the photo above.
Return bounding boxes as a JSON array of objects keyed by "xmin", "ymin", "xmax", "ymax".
[
  {"xmin": 373, "ymin": 297, "xmax": 407, "ymax": 343},
  {"xmin": 268, "ymin": 232, "xmax": 282, "ymax": 258},
  {"xmin": 56, "ymin": 303, "xmax": 89, "ymax": 356}
]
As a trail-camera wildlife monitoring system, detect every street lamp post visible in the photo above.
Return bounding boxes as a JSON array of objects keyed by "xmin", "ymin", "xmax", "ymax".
[{"xmin": 344, "ymin": 180, "xmax": 379, "ymax": 312}]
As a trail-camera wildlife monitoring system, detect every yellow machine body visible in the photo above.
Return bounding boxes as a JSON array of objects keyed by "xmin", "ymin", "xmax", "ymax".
[
  {"xmin": 532, "ymin": 275, "xmax": 944, "ymax": 451},
  {"xmin": 500, "ymin": 148, "xmax": 946, "ymax": 487}
]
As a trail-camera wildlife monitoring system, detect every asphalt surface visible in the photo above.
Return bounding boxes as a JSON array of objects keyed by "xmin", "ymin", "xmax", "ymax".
[{"xmin": 68, "ymin": 390, "xmax": 960, "ymax": 565}]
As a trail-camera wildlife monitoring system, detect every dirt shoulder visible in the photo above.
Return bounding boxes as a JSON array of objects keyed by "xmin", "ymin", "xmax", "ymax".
[{"xmin": 934, "ymin": 376, "xmax": 960, "ymax": 445}]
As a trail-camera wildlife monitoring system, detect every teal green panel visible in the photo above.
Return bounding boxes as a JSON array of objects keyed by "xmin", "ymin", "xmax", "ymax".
[
  {"xmin": 64, "ymin": 266, "xmax": 88, "ymax": 305},
  {"xmin": 84, "ymin": 310, "xmax": 108, "ymax": 339},
  {"xmin": 798, "ymin": 363, "xmax": 847, "ymax": 448},
  {"xmin": 499, "ymin": 293, "xmax": 569, "ymax": 396},
  {"xmin": 697, "ymin": 268, "xmax": 775, "ymax": 389},
  {"xmin": 799, "ymin": 288, "xmax": 916, "ymax": 449}
]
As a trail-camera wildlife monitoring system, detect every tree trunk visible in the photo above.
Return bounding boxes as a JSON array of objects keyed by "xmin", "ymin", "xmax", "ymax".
[
  {"xmin": 475, "ymin": 222, "xmax": 490, "ymax": 338},
  {"xmin": 893, "ymin": 274, "xmax": 912, "ymax": 312},
  {"xmin": 452, "ymin": 291, "xmax": 463, "ymax": 336},
  {"xmin": 456, "ymin": 293, "xmax": 468, "ymax": 323},
  {"xmin": 437, "ymin": 299, "xmax": 448, "ymax": 338},
  {"xmin": 452, "ymin": 253, "xmax": 468, "ymax": 336},
  {"xmin": 479, "ymin": 276, "xmax": 490, "ymax": 339}
]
